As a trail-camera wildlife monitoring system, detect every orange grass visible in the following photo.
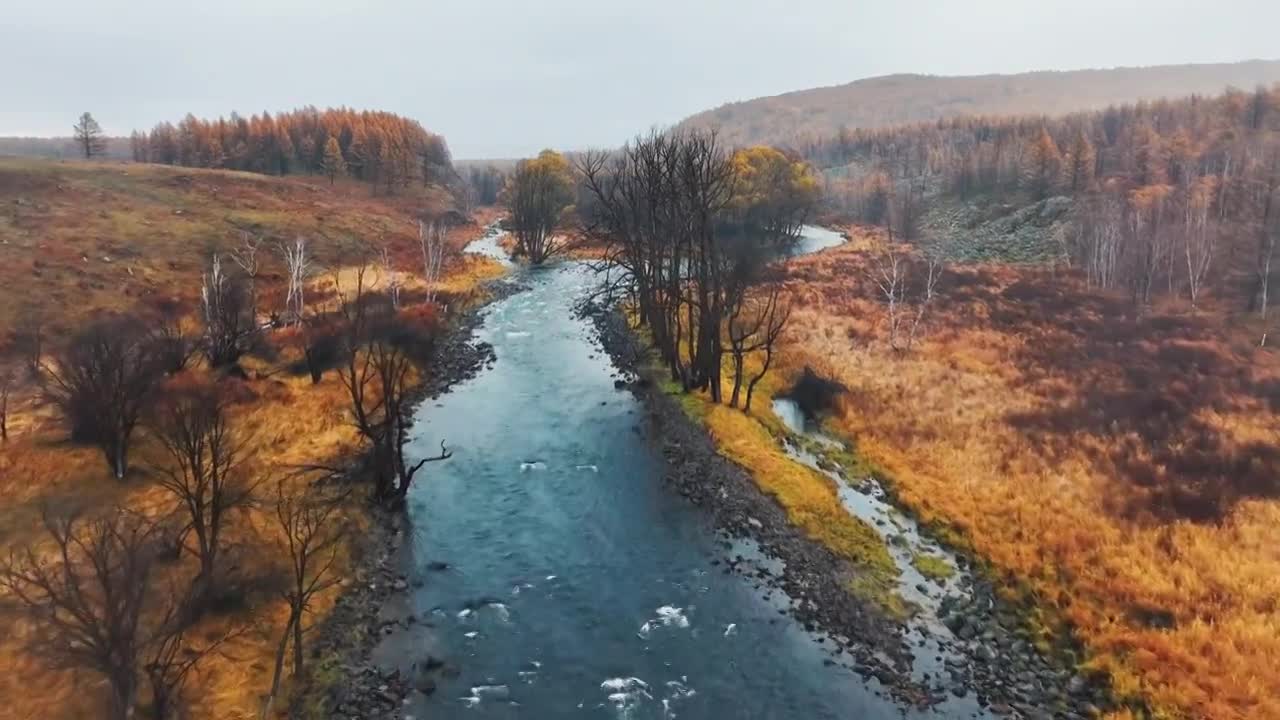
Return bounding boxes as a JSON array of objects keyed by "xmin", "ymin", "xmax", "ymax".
[
  {"xmin": 0, "ymin": 159, "xmax": 503, "ymax": 719},
  {"xmin": 776, "ymin": 229, "xmax": 1280, "ymax": 719}
]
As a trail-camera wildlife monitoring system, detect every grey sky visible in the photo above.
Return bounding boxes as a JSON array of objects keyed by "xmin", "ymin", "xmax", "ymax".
[{"xmin": 3, "ymin": 0, "xmax": 1277, "ymax": 158}]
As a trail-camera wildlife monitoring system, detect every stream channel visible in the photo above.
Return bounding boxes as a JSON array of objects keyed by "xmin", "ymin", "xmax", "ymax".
[{"xmin": 374, "ymin": 225, "xmax": 992, "ymax": 719}]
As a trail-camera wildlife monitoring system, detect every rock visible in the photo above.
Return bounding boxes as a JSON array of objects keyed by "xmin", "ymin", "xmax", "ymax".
[
  {"xmin": 975, "ymin": 644, "xmax": 996, "ymax": 663},
  {"xmin": 747, "ymin": 516, "xmax": 763, "ymax": 530},
  {"xmin": 1067, "ymin": 674, "xmax": 1088, "ymax": 696},
  {"xmin": 425, "ymin": 561, "xmax": 450, "ymax": 572},
  {"xmin": 391, "ymin": 578, "xmax": 408, "ymax": 591}
]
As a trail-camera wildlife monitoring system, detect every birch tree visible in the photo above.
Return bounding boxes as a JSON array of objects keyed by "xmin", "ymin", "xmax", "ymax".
[
  {"xmin": 418, "ymin": 220, "xmax": 445, "ymax": 305},
  {"xmin": 280, "ymin": 237, "xmax": 313, "ymax": 324}
]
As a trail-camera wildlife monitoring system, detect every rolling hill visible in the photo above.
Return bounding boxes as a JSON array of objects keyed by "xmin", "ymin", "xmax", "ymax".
[{"xmin": 679, "ymin": 59, "xmax": 1280, "ymax": 149}]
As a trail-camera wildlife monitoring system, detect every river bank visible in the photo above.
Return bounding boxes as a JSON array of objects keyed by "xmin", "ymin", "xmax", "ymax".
[
  {"xmin": 587, "ymin": 299, "xmax": 1113, "ymax": 719},
  {"xmin": 289, "ymin": 270, "xmax": 526, "ymax": 718}
]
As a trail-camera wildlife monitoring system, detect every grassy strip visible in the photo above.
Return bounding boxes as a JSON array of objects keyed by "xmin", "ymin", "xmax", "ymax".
[{"xmin": 646, "ymin": 360, "xmax": 904, "ymax": 619}]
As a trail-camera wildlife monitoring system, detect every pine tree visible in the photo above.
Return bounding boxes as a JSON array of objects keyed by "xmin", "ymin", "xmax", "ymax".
[
  {"xmin": 73, "ymin": 112, "xmax": 107, "ymax": 159},
  {"xmin": 1024, "ymin": 127, "xmax": 1063, "ymax": 199},
  {"xmin": 1066, "ymin": 128, "xmax": 1096, "ymax": 192},
  {"xmin": 320, "ymin": 137, "xmax": 346, "ymax": 185}
]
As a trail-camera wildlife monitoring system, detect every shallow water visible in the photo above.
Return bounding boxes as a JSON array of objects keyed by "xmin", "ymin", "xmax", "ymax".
[
  {"xmin": 771, "ymin": 399, "xmax": 989, "ymax": 714},
  {"xmin": 392, "ymin": 226, "xmax": 986, "ymax": 718}
]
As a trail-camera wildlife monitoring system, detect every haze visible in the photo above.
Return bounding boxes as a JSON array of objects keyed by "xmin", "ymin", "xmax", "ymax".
[{"xmin": 3, "ymin": 0, "xmax": 1278, "ymax": 158}]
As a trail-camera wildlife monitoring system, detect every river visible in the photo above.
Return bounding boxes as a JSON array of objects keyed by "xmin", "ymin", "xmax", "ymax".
[{"xmin": 386, "ymin": 226, "xmax": 976, "ymax": 718}]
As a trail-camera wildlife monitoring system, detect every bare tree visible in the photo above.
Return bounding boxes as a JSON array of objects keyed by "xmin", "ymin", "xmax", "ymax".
[
  {"xmin": 380, "ymin": 243, "xmax": 403, "ymax": 310},
  {"xmin": 229, "ymin": 232, "xmax": 266, "ymax": 326},
  {"xmin": 0, "ymin": 507, "xmax": 162, "ymax": 720},
  {"xmin": 143, "ymin": 594, "xmax": 241, "ymax": 720},
  {"xmin": 280, "ymin": 237, "xmax": 313, "ymax": 325},
  {"xmin": 201, "ymin": 256, "xmax": 249, "ymax": 367},
  {"xmin": 0, "ymin": 366, "xmax": 12, "ymax": 442},
  {"xmin": 419, "ymin": 220, "xmax": 445, "ymax": 305},
  {"xmin": 150, "ymin": 382, "xmax": 256, "ymax": 601},
  {"xmin": 869, "ymin": 242, "xmax": 942, "ymax": 353},
  {"xmin": 43, "ymin": 316, "xmax": 162, "ymax": 479},
  {"xmin": 335, "ymin": 266, "xmax": 451, "ymax": 504},
  {"xmin": 726, "ymin": 285, "xmax": 791, "ymax": 411},
  {"xmin": 149, "ymin": 299, "xmax": 198, "ymax": 375},
  {"xmin": 73, "ymin": 111, "xmax": 108, "ymax": 159},
  {"xmin": 10, "ymin": 304, "xmax": 45, "ymax": 377},
  {"xmin": 1183, "ymin": 177, "xmax": 1217, "ymax": 310},
  {"xmin": 262, "ymin": 479, "xmax": 347, "ymax": 720}
]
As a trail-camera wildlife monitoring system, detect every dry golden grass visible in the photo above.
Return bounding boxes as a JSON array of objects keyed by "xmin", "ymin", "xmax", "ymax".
[
  {"xmin": 0, "ymin": 159, "xmax": 503, "ymax": 719},
  {"xmin": 776, "ymin": 229, "xmax": 1280, "ymax": 720}
]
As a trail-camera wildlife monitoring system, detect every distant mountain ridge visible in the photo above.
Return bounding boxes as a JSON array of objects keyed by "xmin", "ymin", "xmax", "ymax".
[{"xmin": 679, "ymin": 59, "xmax": 1280, "ymax": 148}]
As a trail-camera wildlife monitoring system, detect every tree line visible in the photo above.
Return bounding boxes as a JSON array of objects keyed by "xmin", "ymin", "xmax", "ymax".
[
  {"xmin": 0, "ymin": 231, "xmax": 457, "ymax": 718},
  {"xmin": 129, "ymin": 107, "xmax": 454, "ymax": 196},
  {"xmin": 807, "ymin": 85, "xmax": 1280, "ymax": 318}
]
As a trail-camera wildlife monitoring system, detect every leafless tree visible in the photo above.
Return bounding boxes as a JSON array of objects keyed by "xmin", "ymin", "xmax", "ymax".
[
  {"xmin": 335, "ymin": 266, "xmax": 451, "ymax": 504},
  {"xmin": 261, "ymin": 479, "xmax": 347, "ymax": 719},
  {"xmin": 43, "ymin": 316, "xmax": 162, "ymax": 479},
  {"xmin": 229, "ymin": 232, "xmax": 267, "ymax": 326},
  {"xmin": 0, "ymin": 507, "xmax": 162, "ymax": 720},
  {"xmin": 280, "ymin": 237, "xmax": 314, "ymax": 325},
  {"xmin": 726, "ymin": 285, "xmax": 791, "ymax": 411},
  {"xmin": 201, "ymin": 256, "xmax": 249, "ymax": 367},
  {"xmin": 869, "ymin": 242, "xmax": 943, "ymax": 353},
  {"xmin": 149, "ymin": 300, "xmax": 198, "ymax": 375},
  {"xmin": 150, "ymin": 382, "xmax": 257, "ymax": 601},
  {"xmin": 379, "ymin": 243, "xmax": 403, "ymax": 310},
  {"xmin": 419, "ymin": 220, "xmax": 445, "ymax": 305},
  {"xmin": 10, "ymin": 305, "xmax": 45, "ymax": 377},
  {"xmin": 143, "ymin": 593, "xmax": 242, "ymax": 720},
  {"xmin": 1183, "ymin": 178, "xmax": 1217, "ymax": 310},
  {"xmin": 0, "ymin": 366, "xmax": 12, "ymax": 442}
]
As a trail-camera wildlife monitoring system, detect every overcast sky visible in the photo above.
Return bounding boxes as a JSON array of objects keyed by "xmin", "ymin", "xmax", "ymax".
[{"xmin": 3, "ymin": 0, "xmax": 1277, "ymax": 158}]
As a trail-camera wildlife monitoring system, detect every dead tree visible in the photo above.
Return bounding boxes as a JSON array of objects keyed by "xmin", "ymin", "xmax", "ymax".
[
  {"xmin": 229, "ymin": 232, "xmax": 266, "ymax": 326},
  {"xmin": 201, "ymin": 256, "xmax": 249, "ymax": 367},
  {"xmin": 280, "ymin": 237, "xmax": 313, "ymax": 325},
  {"xmin": 150, "ymin": 382, "xmax": 256, "ymax": 602},
  {"xmin": 43, "ymin": 316, "xmax": 162, "ymax": 479},
  {"xmin": 419, "ymin": 220, "xmax": 445, "ymax": 305},
  {"xmin": 262, "ymin": 479, "xmax": 347, "ymax": 720},
  {"xmin": 335, "ymin": 266, "xmax": 451, "ymax": 504},
  {"xmin": 1183, "ymin": 178, "xmax": 1217, "ymax": 310},
  {"xmin": 0, "ymin": 507, "xmax": 162, "ymax": 720}
]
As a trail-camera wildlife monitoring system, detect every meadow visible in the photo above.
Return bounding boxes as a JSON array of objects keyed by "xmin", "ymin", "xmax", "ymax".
[
  {"xmin": 0, "ymin": 158, "xmax": 502, "ymax": 719},
  {"xmin": 772, "ymin": 228, "xmax": 1280, "ymax": 719}
]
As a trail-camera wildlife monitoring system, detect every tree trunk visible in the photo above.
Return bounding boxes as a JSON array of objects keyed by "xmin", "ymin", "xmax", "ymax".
[{"xmin": 261, "ymin": 610, "xmax": 297, "ymax": 720}]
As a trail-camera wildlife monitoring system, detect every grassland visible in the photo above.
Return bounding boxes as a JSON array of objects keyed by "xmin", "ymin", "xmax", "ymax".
[
  {"xmin": 0, "ymin": 158, "xmax": 503, "ymax": 719},
  {"xmin": 774, "ymin": 227, "xmax": 1280, "ymax": 720}
]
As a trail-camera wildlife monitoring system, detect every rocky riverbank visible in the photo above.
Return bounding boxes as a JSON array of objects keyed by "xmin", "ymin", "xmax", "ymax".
[
  {"xmin": 290, "ymin": 277, "xmax": 525, "ymax": 718},
  {"xmin": 581, "ymin": 302, "xmax": 925, "ymax": 703},
  {"xmin": 584, "ymin": 302, "xmax": 1114, "ymax": 719}
]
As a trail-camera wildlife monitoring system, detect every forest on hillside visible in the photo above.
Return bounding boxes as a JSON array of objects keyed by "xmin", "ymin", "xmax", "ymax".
[
  {"xmin": 680, "ymin": 60, "xmax": 1280, "ymax": 149},
  {"xmin": 129, "ymin": 107, "xmax": 453, "ymax": 196},
  {"xmin": 808, "ymin": 85, "xmax": 1280, "ymax": 321}
]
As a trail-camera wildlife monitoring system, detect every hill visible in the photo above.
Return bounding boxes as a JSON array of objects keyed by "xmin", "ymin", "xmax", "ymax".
[{"xmin": 679, "ymin": 59, "xmax": 1280, "ymax": 149}]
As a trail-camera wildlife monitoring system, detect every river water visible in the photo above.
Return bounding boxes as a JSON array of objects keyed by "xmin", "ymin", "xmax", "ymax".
[{"xmin": 392, "ymin": 227, "xmax": 969, "ymax": 718}]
